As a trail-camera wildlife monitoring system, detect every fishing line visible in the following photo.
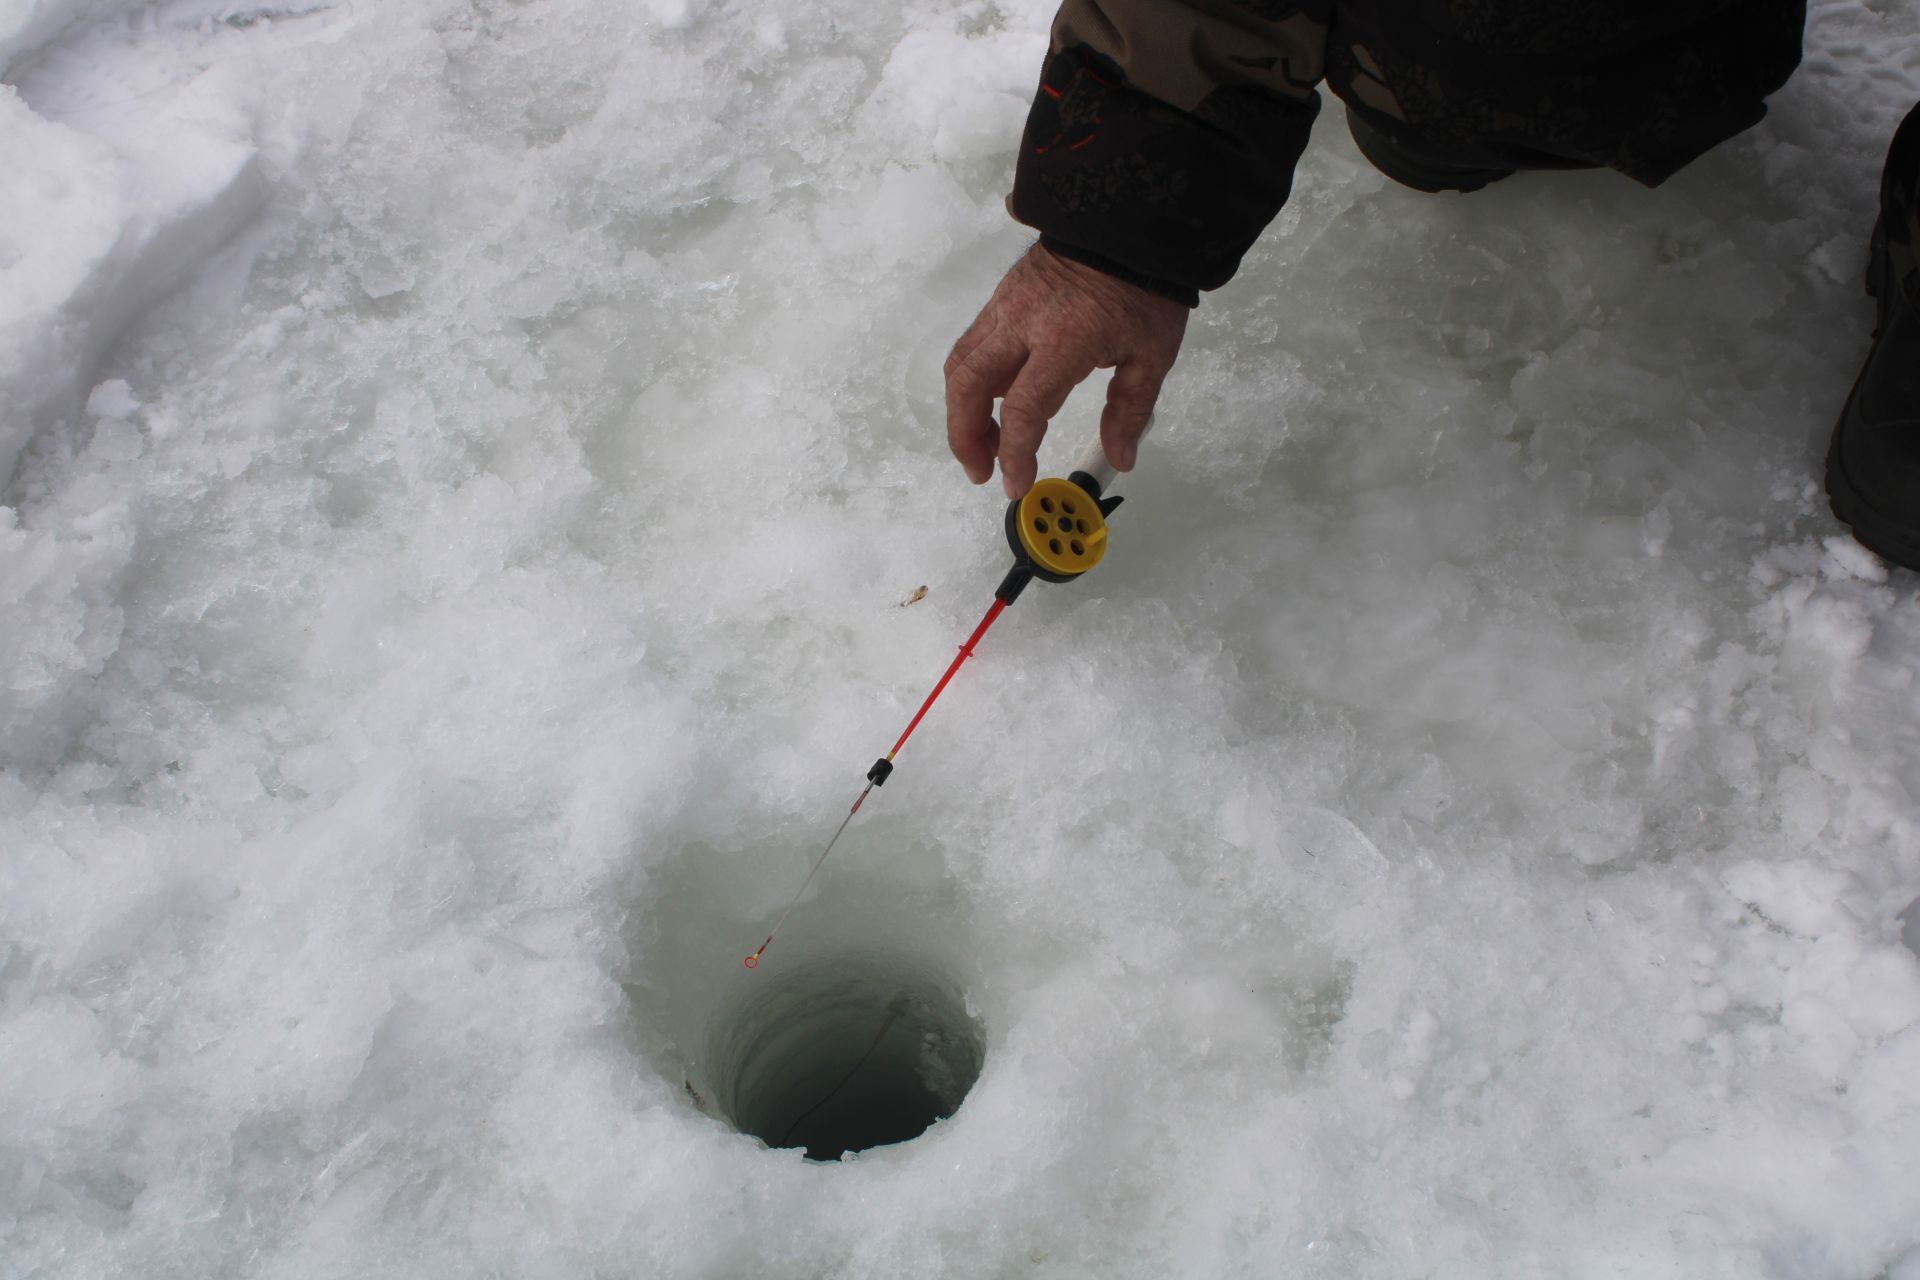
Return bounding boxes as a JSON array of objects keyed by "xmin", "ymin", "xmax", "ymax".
[{"xmin": 743, "ymin": 421, "xmax": 1149, "ymax": 970}]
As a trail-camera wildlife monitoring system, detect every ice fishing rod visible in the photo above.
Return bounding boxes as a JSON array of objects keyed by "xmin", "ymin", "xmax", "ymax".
[{"xmin": 743, "ymin": 423, "xmax": 1146, "ymax": 969}]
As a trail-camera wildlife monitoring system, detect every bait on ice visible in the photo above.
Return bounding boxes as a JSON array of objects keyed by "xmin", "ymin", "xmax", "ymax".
[{"xmin": 744, "ymin": 425, "xmax": 1145, "ymax": 969}]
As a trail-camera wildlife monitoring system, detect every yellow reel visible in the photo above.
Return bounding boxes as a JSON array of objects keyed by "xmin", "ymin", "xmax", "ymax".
[{"xmin": 1013, "ymin": 477, "xmax": 1109, "ymax": 579}]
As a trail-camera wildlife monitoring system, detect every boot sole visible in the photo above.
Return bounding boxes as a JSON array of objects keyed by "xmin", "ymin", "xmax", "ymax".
[{"xmin": 1826, "ymin": 401, "xmax": 1920, "ymax": 568}]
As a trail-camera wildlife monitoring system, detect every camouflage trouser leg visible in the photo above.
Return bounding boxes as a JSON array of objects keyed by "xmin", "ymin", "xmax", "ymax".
[{"xmin": 1887, "ymin": 100, "xmax": 1920, "ymax": 306}]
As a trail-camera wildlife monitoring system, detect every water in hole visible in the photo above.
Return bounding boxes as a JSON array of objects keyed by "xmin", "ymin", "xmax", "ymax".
[{"xmin": 710, "ymin": 951, "xmax": 984, "ymax": 1162}]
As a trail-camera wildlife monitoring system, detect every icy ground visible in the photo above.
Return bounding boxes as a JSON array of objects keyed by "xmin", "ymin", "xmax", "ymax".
[{"xmin": 4, "ymin": 0, "xmax": 1920, "ymax": 1274}]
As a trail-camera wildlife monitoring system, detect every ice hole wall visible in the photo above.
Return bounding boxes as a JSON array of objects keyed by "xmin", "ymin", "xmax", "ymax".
[
  {"xmin": 626, "ymin": 831, "xmax": 990, "ymax": 1162},
  {"xmin": 710, "ymin": 951, "xmax": 983, "ymax": 1160}
]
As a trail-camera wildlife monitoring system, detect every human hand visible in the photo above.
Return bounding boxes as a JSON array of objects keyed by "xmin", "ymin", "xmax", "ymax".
[{"xmin": 945, "ymin": 242, "xmax": 1189, "ymax": 498}]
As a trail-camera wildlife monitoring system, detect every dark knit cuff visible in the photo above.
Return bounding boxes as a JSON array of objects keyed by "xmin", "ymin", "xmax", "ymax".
[{"xmin": 1008, "ymin": 43, "xmax": 1316, "ymax": 299}]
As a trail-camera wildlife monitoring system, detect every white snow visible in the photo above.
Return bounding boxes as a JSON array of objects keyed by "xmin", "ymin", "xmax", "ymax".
[{"xmin": 3, "ymin": 0, "xmax": 1920, "ymax": 1275}]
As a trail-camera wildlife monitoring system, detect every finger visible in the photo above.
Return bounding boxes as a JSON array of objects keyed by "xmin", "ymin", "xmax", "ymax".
[
  {"xmin": 1098, "ymin": 358, "xmax": 1171, "ymax": 472},
  {"xmin": 944, "ymin": 312, "xmax": 994, "ymax": 387},
  {"xmin": 946, "ymin": 332, "xmax": 1027, "ymax": 485},
  {"xmin": 997, "ymin": 345, "xmax": 1096, "ymax": 499}
]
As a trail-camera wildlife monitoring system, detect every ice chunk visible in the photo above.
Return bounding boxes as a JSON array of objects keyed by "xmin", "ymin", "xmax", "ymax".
[{"xmin": 0, "ymin": 30, "xmax": 264, "ymax": 482}]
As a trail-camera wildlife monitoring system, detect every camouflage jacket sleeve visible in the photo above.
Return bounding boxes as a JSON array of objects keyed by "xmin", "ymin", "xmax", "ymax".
[
  {"xmin": 1008, "ymin": 0, "xmax": 1332, "ymax": 307},
  {"xmin": 1008, "ymin": 0, "xmax": 1806, "ymax": 307}
]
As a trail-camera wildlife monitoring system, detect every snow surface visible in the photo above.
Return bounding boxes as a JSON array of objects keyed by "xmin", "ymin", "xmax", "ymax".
[{"xmin": 3, "ymin": 0, "xmax": 1920, "ymax": 1275}]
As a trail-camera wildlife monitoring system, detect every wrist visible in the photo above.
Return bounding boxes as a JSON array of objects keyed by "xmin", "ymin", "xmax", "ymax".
[{"xmin": 1036, "ymin": 235, "xmax": 1200, "ymax": 308}]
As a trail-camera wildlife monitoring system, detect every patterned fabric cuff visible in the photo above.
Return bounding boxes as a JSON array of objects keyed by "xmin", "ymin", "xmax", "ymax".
[{"xmin": 1009, "ymin": 43, "xmax": 1317, "ymax": 298}]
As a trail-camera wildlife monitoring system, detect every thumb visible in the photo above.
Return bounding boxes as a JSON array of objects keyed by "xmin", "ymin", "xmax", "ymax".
[{"xmin": 1099, "ymin": 359, "xmax": 1169, "ymax": 472}]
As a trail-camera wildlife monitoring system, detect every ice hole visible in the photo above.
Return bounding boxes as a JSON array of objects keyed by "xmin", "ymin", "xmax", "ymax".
[
  {"xmin": 709, "ymin": 951, "xmax": 983, "ymax": 1161},
  {"xmin": 624, "ymin": 836, "xmax": 986, "ymax": 1163}
]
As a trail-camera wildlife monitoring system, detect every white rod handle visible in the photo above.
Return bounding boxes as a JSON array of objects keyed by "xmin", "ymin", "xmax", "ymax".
[{"xmin": 1070, "ymin": 412, "xmax": 1155, "ymax": 493}]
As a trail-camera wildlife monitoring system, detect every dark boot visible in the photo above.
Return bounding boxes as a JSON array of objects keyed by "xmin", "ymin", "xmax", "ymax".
[{"xmin": 1826, "ymin": 101, "xmax": 1920, "ymax": 571}]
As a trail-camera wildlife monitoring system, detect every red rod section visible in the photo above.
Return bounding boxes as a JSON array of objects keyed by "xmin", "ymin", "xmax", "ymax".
[{"xmin": 887, "ymin": 597, "xmax": 1007, "ymax": 758}]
